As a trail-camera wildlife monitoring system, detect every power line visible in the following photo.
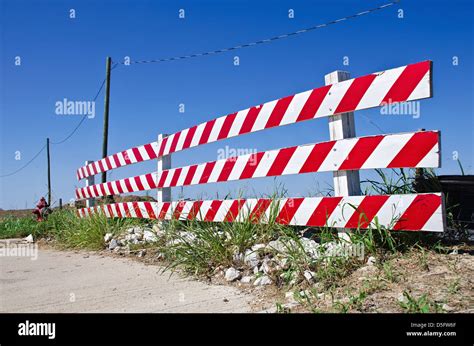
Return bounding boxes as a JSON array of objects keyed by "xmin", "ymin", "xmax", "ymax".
[
  {"xmin": 126, "ymin": 0, "xmax": 399, "ymax": 65},
  {"xmin": 0, "ymin": 64, "xmax": 119, "ymax": 178}
]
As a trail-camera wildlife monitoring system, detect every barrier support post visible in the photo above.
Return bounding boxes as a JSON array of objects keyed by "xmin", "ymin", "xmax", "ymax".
[
  {"xmin": 325, "ymin": 70, "xmax": 361, "ymax": 242},
  {"xmin": 85, "ymin": 160, "xmax": 96, "ymax": 208},
  {"xmin": 157, "ymin": 134, "xmax": 171, "ymax": 203}
]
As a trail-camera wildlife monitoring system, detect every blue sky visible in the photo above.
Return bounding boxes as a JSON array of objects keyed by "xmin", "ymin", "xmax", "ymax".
[{"xmin": 1, "ymin": 0, "xmax": 473, "ymax": 209}]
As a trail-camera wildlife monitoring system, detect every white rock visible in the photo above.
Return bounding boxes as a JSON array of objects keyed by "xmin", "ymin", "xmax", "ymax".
[
  {"xmin": 143, "ymin": 230, "xmax": 158, "ymax": 242},
  {"xmin": 126, "ymin": 227, "xmax": 135, "ymax": 234},
  {"xmin": 261, "ymin": 259, "xmax": 273, "ymax": 274},
  {"xmin": 24, "ymin": 234, "xmax": 34, "ymax": 243},
  {"xmin": 152, "ymin": 223, "xmax": 164, "ymax": 237},
  {"xmin": 300, "ymin": 238, "xmax": 321, "ymax": 258},
  {"xmin": 233, "ymin": 252, "xmax": 244, "ymax": 263},
  {"xmin": 253, "ymin": 266, "xmax": 259, "ymax": 275},
  {"xmin": 367, "ymin": 256, "xmax": 376, "ymax": 266},
  {"xmin": 137, "ymin": 249, "xmax": 146, "ymax": 257},
  {"xmin": 108, "ymin": 239, "xmax": 119, "ymax": 250},
  {"xmin": 240, "ymin": 276, "xmax": 253, "ymax": 284},
  {"xmin": 449, "ymin": 248, "xmax": 458, "ymax": 255},
  {"xmin": 251, "ymin": 243, "xmax": 266, "ymax": 251},
  {"xmin": 303, "ymin": 270, "xmax": 315, "ymax": 282},
  {"xmin": 104, "ymin": 233, "xmax": 113, "ymax": 243},
  {"xmin": 244, "ymin": 249, "xmax": 260, "ymax": 268},
  {"xmin": 254, "ymin": 275, "xmax": 272, "ymax": 286},
  {"xmin": 225, "ymin": 267, "xmax": 241, "ymax": 282}
]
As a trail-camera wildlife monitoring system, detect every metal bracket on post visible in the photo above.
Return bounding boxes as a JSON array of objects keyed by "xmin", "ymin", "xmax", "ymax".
[
  {"xmin": 85, "ymin": 160, "xmax": 95, "ymax": 208},
  {"xmin": 157, "ymin": 134, "xmax": 171, "ymax": 203},
  {"xmin": 325, "ymin": 71, "xmax": 361, "ymax": 242}
]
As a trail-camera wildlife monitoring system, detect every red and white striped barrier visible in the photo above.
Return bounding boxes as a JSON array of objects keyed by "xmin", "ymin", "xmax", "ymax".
[
  {"xmin": 76, "ymin": 193, "xmax": 444, "ymax": 232},
  {"xmin": 76, "ymin": 61, "xmax": 432, "ymax": 180},
  {"xmin": 75, "ymin": 131, "xmax": 440, "ymax": 200}
]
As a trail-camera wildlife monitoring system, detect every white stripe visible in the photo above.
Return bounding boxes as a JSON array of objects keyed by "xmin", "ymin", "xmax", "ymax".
[
  {"xmin": 290, "ymin": 197, "xmax": 322, "ymax": 225},
  {"xmin": 357, "ymin": 66, "xmax": 405, "ymax": 109},
  {"xmin": 228, "ymin": 155, "xmax": 250, "ymax": 181},
  {"xmin": 327, "ymin": 196, "xmax": 364, "ymax": 227},
  {"xmin": 372, "ymin": 195, "xmax": 414, "ymax": 228},
  {"xmin": 227, "ymin": 109, "xmax": 248, "ymax": 137},
  {"xmin": 138, "ymin": 145, "xmax": 150, "ymax": 160},
  {"xmin": 208, "ymin": 116, "xmax": 226, "ymax": 143},
  {"xmin": 282, "ymin": 145, "xmax": 313, "ymax": 175},
  {"xmin": 208, "ymin": 159, "xmax": 226, "ymax": 183},
  {"xmin": 318, "ymin": 138, "xmax": 357, "ymax": 171},
  {"xmin": 176, "ymin": 128, "xmax": 188, "ymax": 151},
  {"xmin": 176, "ymin": 166, "xmax": 190, "ymax": 186},
  {"xmin": 190, "ymin": 123, "xmax": 206, "ymax": 148},
  {"xmin": 407, "ymin": 70, "xmax": 431, "ymax": 101},
  {"xmin": 421, "ymin": 204, "xmax": 443, "ymax": 232},
  {"xmin": 361, "ymin": 133, "xmax": 413, "ymax": 169},
  {"xmin": 191, "ymin": 164, "xmax": 206, "ymax": 185},
  {"xmin": 253, "ymin": 150, "xmax": 279, "ymax": 177},
  {"xmin": 316, "ymin": 79, "xmax": 354, "ymax": 117},
  {"xmin": 416, "ymin": 142, "xmax": 439, "ymax": 168},
  {"xmin": 280, "ymin": 90, "xmax": 312, "ymax": 126},
  {"xmin": 164, "ymin": 169, "xmax": 175, "ymax": 187},
  {"xmin": 198, "ymin": 200, "xmax": 213, "ymax": 221},
  {"xmin": 251, "ymin": 100, "xmax": 278, "ymax": 132},
  {"xmin": 164, "ymin": 134, "xmax": 174, "ymax": 154}
]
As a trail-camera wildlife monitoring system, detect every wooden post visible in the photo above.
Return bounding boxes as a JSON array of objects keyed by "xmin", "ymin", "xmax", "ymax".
[
  {"xmin": 85, "ymin": 160, "xmax": 96, "ymax": 208},
  {"xmin": 59, "ymin": 198, "xmax": 62, "ymax": 210},
  {"xmin": 157, "ymin": 134, "xmax": 171, "ymax": 203},
  {"xmin": 46, "ymin": 137, "xmax": 51, "ymax": 206},
  {"xmin": 101, "ymin": 56, "xmax": 112, "ymax": 184},
  {"xmin": 325, "ymin": 71, "xmax": 361, "ymax": 241}
]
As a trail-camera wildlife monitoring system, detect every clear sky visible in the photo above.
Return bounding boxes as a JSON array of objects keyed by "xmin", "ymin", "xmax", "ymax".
[{"xmin": 1, "ymin": 0, "xmax": 473, "ymax": 210}]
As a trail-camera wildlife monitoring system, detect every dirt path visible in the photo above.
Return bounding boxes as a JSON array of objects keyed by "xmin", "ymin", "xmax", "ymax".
[{"xmin": 0, "ymin": 239, "xmax": 257, "ymax": 313}]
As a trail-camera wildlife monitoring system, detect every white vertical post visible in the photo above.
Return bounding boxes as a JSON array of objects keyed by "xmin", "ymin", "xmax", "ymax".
[
  {"xmin": 85, "ymin": 160, "xmax": 95, "ymax": 208},
  {"xmin": 325, "ymin": 71, "xmax": 361, "ymax": 241},
  {"xmin": 157, "ymin": 134, "xmax": 171, "ymax": 203}
]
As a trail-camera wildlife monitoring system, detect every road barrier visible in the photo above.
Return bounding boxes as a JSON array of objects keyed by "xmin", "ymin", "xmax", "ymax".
[{"xmin": 75, "ymin": 60, "xmax": 445, "ymax": 232}]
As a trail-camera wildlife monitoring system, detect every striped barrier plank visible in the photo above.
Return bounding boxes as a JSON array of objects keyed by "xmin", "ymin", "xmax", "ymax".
[
  {"xmin": 76, "ymin": 193, "xmax": 444, "ymax": 232},
  {"xmin": 75, "ymin": 131, "xmax": 440, "ymax": 200},
  {"xmin": 76, "ymin": 201, "xmax": 157, "ymax": 219},
  {"xmin": 76, "ymin": 60, "xmax": 432, "ymax": 180}
]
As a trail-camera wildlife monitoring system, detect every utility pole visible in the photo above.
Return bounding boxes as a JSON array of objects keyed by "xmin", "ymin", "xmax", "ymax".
[
  {"xmin": 46, "ymin": 137, "xmax": 51, "ymax": 206},
  {"xmin": 101, "ymin": 56, "xmax": 112, "ymax": 184}
]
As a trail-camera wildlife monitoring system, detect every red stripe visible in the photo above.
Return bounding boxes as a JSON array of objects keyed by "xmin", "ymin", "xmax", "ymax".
[
  {"xmin": 98, "ymin": 160, "xmax": 105, "ymax": 173},
  {"xmin": 169, "ymin": 132, "xmax": 181, "ymax": 154},
  {"xmin": 99, "ymin": 184, "xmax": 106, "ymax": 197},
  {"xmin": 339, "ymin": 135, "xmax": 384, "ymax": 170},
  {"xmin": 344, "ymin": 195, "xmax": 390, "ymax": 229},
  {"xmin": 182, "ymin": 126, "xmax": 197, "ymax": 149},
  {"xmin": 144, "ymin": 202, "xmax": 157, "ymax": 219},
  {"xmin": 91, "ymin": 163, "xmax": 98, "ymax": 175},
  {"xmin": 183, "ymin": 165, "xmax": 198, "ymax": 186},
  {"xmin": 239, "ymin": 106, "xmax": 262, "ymax": 134},
  {"xmin": 199, "ymin": 162, "xmax": 216, "ymax": 184},
  {"xmin": 199, "ymin": 119, "xmax": 216, "ymax": 145},
  {"xmin": 124, "ymin": 178, "xmax": 133, "ymax": 192},
  {"xmin": 112, "ymin": 154, "xmax": 120, "ymax": 168},
  {"xmin": 297, "ymin": 85, "xmax": 331, "ymax": 121},
  {"xmin": 106, "ymin": 204, "xmax": 114, "ymax": 217},
  {"xmin": 158, "ymin": 202, "xmax": 171, "ymax": 219},
  {"xmin": 158, "ymin": 170, "xmax": 169, "ymax": 188},
  {"xmin": 299, "ymin": 141, "xmax": 336, "ymax": 173},
  {"xmin": 173, "ymin": 201, "xmax": 186, "ymax": 219},
  {"xmin": 217, "ymin": 113, "xmax": 237, "ymax": 140},
  {"xmin": 276, "ymin": 198, "xmax": 304, "ymax": 224},
  {"xmin": 104, "ymin": 156, "xmax": 113, "ymax": 170},
  {"xmin": 93, "ymin": 185, "xmax": 100, "ymax": 197},
  {"xmin": 158, "ymin": 137, "xmax": 168, "ymax": 156},
  {"xmin": 265, "ymin": 95, "xmax": 294, "ymax": 129},
  {"xmin": 144, "ymin": 143, "xmax": 157, "ymax": 159},
  {"xmin": 267, "ymin": 146, "xmax": 297, "ymax": 177},
  {"xmin": 388, "ymin": 132, "xmax": 438, "ymax": 168},
  {"xmin": 393, "ymin": 194, "xmax": 441, "ymax": 231},
  {"xmin": 239, "ymin": 152, "xmax": 264, "ymax": 180},
  {"xmin": 204, "ymin": 200, "xmax": 223, "ymax": 221},
  {"xmin": 169, "ymin": 168, "xmax": 182, "ymax": 187},
  {"xmin": 145, "ymin": 173, "xmax": 156, "ymax": 189},
  {"xmin": 225, "ymin": 199, "xmax": 244, "ymax": 222},
  {"xmin": 249, "ymin": 199, "xmax": 272, "ymax": 223},
  {"xmin": 107, "ymin": 182, "xmax": 114, "ymax": 195},
  {"xmin": 123, "ymin": 203, "xmax": 131, "ymax": 217},
  {"xmin": 217, "ymin": 158, "xmax": 237, "ymax": 182},
  {"xmin": 115, "ymin": 180, "xmax": 124, "ymax": 194},
  {"xmin": 132, "ymin": 147, "xmax": 143, "ymax": 162},
  {"xmin": 86, "ymin": 165, "xmax": 93, "ymax": 177},
  {"xmin": 114, "ymin": 204, "xmax": 122, "ymax": 218},
  {"xmin": 132, "ymin": 202, "xmax": 143, "ymax": 218},
  {"xmin": 306, "ymin": 197, "xmax": 343, "ymax": 226},
  {"xmin": 382, "ymin": 61, "xmax": 431, "ymax": 103},
  {"xmin": 334, "ymin": 74, "xmax": 377, "ymax": 114},
  {"xmin": 121, "ymin": 151, "xmax": 130, "ymax": 165},
  {"xmin": 134, "ymin": 176, "xmax": 145, "ymax": 191},
  {"xmin": 188, "ymin": 201, "xmax": 203, "ymax": 219}
]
